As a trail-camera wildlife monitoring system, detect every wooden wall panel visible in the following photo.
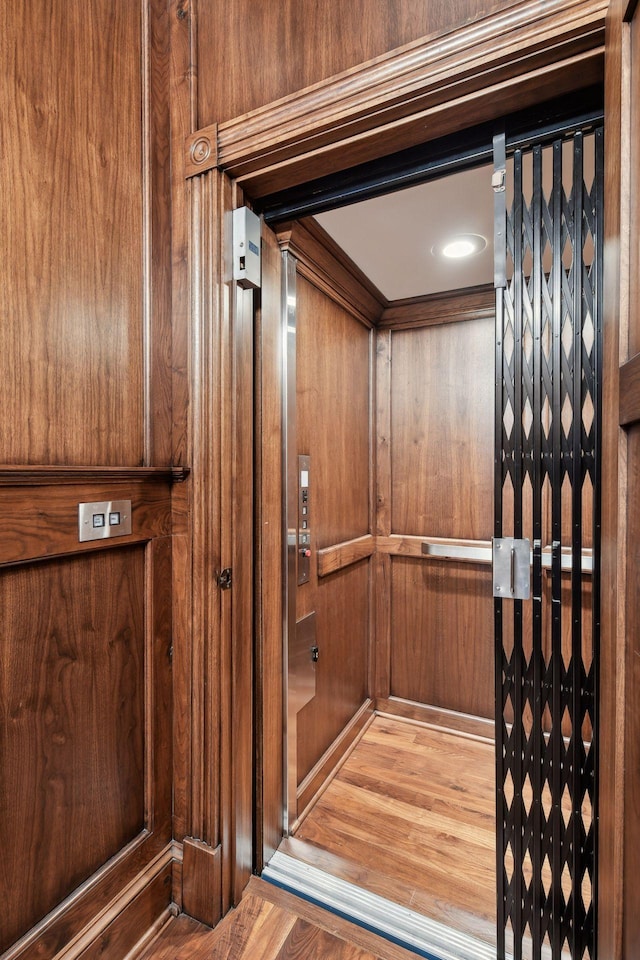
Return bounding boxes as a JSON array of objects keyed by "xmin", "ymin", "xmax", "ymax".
[
  {"xmin": 0, "ymin": 547, "xmax": 145, "ymax": 953},
  {"xmin": 297, "ymin": 563, "xmax": 370, "ymax": 784},
  {"xmin": 196, "ymin": 0, "xmax": 522, "ymax": 125},
  {"xmin": 623, "ymin": 429, "xmax": 640, "ymax": 958},
  {"xmin": 0, "ymin": 0, "xmax": 145, "ymax": 466},
  {"xmin": 294, "ymin": 272, "xmax": 371, "ymax": 786},
  {"xmin": 390, "ymin": 316, "xmax": 495, "ymax": 540},
  {"xmin": 390, "ymin": 557, "xmax": 494, "ymax": 718},
  {"xmin": 621, "ymin": 7, "xmax": 640, "ymax": 957},
  {"xmin": 296, "ymin": 276, "xmax": 370, "ymax": 549}
]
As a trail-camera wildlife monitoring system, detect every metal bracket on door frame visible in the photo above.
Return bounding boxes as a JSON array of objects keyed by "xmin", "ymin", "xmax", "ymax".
[{"xmin": 492, "ymin": 537, "xmax": 530, "ymax": 600}]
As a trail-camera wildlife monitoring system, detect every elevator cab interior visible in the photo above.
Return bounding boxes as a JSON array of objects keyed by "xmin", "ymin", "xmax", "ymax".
[{"xmin": 258, "ymin": 100, "xmax": 602, "ymax": 960}]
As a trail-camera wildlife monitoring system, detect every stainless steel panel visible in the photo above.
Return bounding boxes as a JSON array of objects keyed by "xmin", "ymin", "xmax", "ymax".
[
  {"xmin": 290, "ymin": 612, "xmax": 317, "ymax": 714},
  {"xmin": 78, "ymin": 500, "xmax": 132, "ymax": 542},
  {"xmin": 298, "ymin": 454, "xmax": 311, "ymax": 584},
  {"xmin": 492, "ymin": 536, "xmax": 531, "ymax": 600}
]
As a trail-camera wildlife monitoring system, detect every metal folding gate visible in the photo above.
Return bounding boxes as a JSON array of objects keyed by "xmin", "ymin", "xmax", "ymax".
[{"xmin": 493, "ymin": 123, "xmax": 603, "ymax": 960}]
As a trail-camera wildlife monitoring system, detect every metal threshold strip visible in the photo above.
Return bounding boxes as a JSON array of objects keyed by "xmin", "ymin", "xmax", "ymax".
[{"xmin": 262, "ymin": 851, "xmax": 507, "ymax": 960}]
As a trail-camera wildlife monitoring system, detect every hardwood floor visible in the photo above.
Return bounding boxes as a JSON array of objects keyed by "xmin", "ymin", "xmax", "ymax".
[
  {"xmin": 285, "ymin": 714, "xmax": 497, "ymax": 945},
  {"xmin": 137, "ymin": 877, "xmax": 422, "ymax": 960}
]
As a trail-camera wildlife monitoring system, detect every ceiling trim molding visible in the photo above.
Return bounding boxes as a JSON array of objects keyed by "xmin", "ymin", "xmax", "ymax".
[
  {"xmin": 184, "ymin": 0, "xmax": 606, "ymax": 196},
  {"xmin": 379, "ymin": 284, "xmax": 495, "ymax": 330},
  {"xmin": 276, "ymin": 218, "xmax": 387, "ymax": 327}
]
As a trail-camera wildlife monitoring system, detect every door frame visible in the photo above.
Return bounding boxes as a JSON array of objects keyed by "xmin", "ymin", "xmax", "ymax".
[{"xmin": 183, "ymin": 2, "xmax": 629, "ymax": 954}]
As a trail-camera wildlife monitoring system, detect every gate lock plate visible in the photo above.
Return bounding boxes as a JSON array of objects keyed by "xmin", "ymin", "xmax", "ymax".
[{"xmin": 493, "ymin": 537, "xmax": 530, "ymax": 600}]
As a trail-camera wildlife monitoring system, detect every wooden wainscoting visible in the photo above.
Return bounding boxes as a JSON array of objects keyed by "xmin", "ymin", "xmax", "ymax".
[{"xmin": 0, "ymin": 471, "xmax": 177, "ymax": 960}]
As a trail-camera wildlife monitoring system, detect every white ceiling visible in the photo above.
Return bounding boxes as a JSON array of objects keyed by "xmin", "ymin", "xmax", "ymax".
[{"xmin": 315, "ymin": 162, "xmax": 495, "ymax": 301}]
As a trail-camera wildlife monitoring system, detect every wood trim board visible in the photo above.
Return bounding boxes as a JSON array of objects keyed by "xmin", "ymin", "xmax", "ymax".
[{"xmin": 185, "ymin": 0, "xmax": 606, "ymax": 197}]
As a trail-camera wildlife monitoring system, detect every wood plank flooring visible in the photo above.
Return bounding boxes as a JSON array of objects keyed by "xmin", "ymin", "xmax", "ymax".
[
  {"xmin": 286, "ymin": 714, "xmax": 497, "ymax": 945},
  {"xmin": 137, "ymin": 877, "xmax": 422, "ymax": 960}
]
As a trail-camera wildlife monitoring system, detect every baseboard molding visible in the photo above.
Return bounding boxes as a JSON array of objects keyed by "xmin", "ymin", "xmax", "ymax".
[
  {"xmin": 375, "ymin": 697, "xmax": 495, "ymax": 743},
  {"xmin": 182, "ymin": 838, "xmax": 222, "ymax": 928},
  {"xmin": 6, "ymin": 841, "xmax": 175, "ymax": 960},
  {"xmin": 295, "ymin": 699, "xmax": 374, "ymax": 826},
  {"xmin": 49, "ymin": 843, "xmax": 178, "ymax": 960}
]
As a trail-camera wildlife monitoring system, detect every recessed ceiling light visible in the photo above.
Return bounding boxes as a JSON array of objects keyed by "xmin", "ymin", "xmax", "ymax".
[{"xmin": 433, "ymin": 234, "xmax": 487, "ymax": 260}]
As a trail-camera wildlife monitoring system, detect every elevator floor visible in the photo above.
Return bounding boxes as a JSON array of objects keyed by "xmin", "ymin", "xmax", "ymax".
[
  {"xmin": 276, "ymin": 714, "xmax": 497, "ymax": 949},
  {"xmin": 138, "ymin": 877, "xmax": 422, "ymax": 960}
]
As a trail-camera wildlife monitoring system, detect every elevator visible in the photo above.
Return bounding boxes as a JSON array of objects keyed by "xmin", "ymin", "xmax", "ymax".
[{"xmin": 255, "ymin": 103, "xmax": 603, "ymax": 960}]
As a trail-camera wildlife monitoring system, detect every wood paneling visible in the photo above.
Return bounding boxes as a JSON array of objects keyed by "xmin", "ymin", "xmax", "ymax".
[
  {"xmin": 623, "ymin": 427, "xmax": 640, "ymax": 958},
  {"xmin": 390, "ymin": 316, "xmax": 494, "ymax": 540},
  {"xmin": 0, "ymin": 548, "xmax": 145, "ymax": 952},
  {"xmin": 0, "ymin": 480, "xmax": 172, "ymax": 567},
  {"xmin": 389, "ymin": 558, "xmax": 494, "ymax": 718},
  {"xmin": 599, "ymin": 0, "xmax": 629, "ymax": 955},
  {"xmin": 297, "ymin": 701, "xmax": 374, "ymax": 821},
  {"xmin": 0, "ymin": 0, "xmax": 175, "ymax": 954},
  {"xmin": 293, "ymin": 268, "xmax": 372, "ymax": 786},
  {"xmin": 0, "ymin": 1, "xmax": 145, "ymax": 466},
  {"xmin": 379, "ymin": 285, "xmax": 494, "ymax": 330},
  {"xmin": 296, "ymin": 276, "xmax": 371, "ymax": 549},
  {"xmin": 197, "ymin": 0, "xmax": 521, "ymax": 124},
  {"xmin": 376, "ymin": 697, "xmax": 495, "ymax": 740},
  {"xmin": 74, "ymin": 864, "xmax": 173, "ymax": 960},
  {"xmin": 619, "ymin": 351, "xmax": 640, "ymax": 425},
  {"xmin": 621, "ymin": 6, "xmax": 640, "ymax": 957},
  {"xmin": 296, "ymin": 562, "xmax": 370, "ymax": 784},
  {"xmin": 317, "ymin": 535, "xmax": 375, "ymax": 578},
  {"xmin": 200, "ymin": 0, "xmax": 605, "ymax": 197},
  {"xmin": 277, "ymin": 219, "xmax": 385, "ymax": 326},
  {"xmin": 182, "ymin": 839, "xmax": 222, "ymax": 929}
]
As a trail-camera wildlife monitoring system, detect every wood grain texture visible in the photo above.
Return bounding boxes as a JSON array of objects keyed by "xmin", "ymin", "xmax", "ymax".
[
  {"xmin": 292, "ymin": 716, "xmax": 497, "ymax": 945},
  {"xmin": 296, "ymin": 701, "xmax": 374, "ymax": 821},
  {"xmin": 169, "ymin": 0, "xmax": 199, "ymax": 876},
  {"xmin": 0, "ymin": 0, "xmax": 144, "ymax": 466},
  {"xmin": 145, "ymin": 0, "xmax": 174, "ymax": 466},
  {"xmin": 389, "ymin": 558, "xmax": 494, "ymax": 718},
  {"xmin": 296, "ymin": 276, "xmax": 371, "ymax": 549},
  {"xmin": 375, "ymin": 697, "xmax": 495, "ymax": 741},
  {"xmin": 242, "ymin": 877, "xmax": 425, "ymax": 960},
  {"xmin": 0, "ymin": 480, "xmax": 172, "ymax": 567},
  {"xmin": 374, "ymin": 332, "xmax": 393, "ymax": 698},
  {"xmin": 73, "ymin": 864, "xmax": 173, "ymax": 960},
  {"xmin": 317, "ymin": 535, "xmax": 375, "ymax": 578},
  {"xmin": 0, "ymin": 466, "xmax": 187, "ymax": 486},
  {"xmin": 182, "ymin": 839, "xmax": 222, "ymax": 928},
  {"xmin": 621, "ymin": 10, "xmax": 640, "ymax": 958},
  {"xmin": 390, "ymin": 316, "xmax": 494, "ymax": 540},
  {"xmin": 197, "ymin": 0, "xmax": 521, "ymax": 124},
  {"xmin": 623, "ymin": 426, "xmax": 640, "ymax": 959},
  {"xmin": 137, "ymin": 879, "xmax": 422, "ymax": 960},
  {"xmin": 379, "ymin": 285, "xmax": 495, "ymax": 330},
  {"xmin": 277, "ymin": 219, "xmax": 386, "ymax": 326},
  {"xmin": 598, "ymin": 0, "xmax": 627, "ymax": 955},
  {"xmin": 0, "ymin": 548, "xmax": 145, "ymax": 952},
  {"xmin": 296, "ymin": 563, "xmax": 370, "ymax": 785},
  {"xmin": 620, "ymin": 351, "xmax": 640, "ymax": 425},
  {"xmin": 209, "ymin": 0, "xmax": 605, "ymax": 197}
]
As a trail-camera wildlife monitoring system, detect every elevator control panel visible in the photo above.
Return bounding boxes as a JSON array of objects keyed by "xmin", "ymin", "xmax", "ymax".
[
  {"xmin": 298, "ymin": 455, "xmax": 311, "ymax": 584},
  {"xmin": 78, "ymin": 500, "xmax": 132, "ymax": 542}
]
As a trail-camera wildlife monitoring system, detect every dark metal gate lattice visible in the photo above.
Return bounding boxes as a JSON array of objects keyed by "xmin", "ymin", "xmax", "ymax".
[{"xmin": 494, "ymin": 124, "xmax": 603, "ymax": 960}]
